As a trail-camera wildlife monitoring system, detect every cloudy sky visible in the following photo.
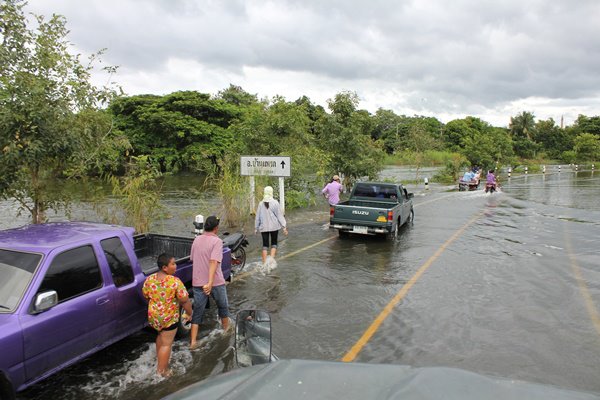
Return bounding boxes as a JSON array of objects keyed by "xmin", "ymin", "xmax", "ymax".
[{"xmin": 24, "ymin": 0, "xmax": 600, "ymax": 127}]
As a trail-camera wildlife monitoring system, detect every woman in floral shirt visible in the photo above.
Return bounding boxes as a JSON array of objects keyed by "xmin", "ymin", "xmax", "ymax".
[{"xmin": 143, "ymin": 253, "xmax": 193, "ymax": 376}]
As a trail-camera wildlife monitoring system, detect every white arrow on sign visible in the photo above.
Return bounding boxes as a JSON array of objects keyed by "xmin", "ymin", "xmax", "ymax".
[{"xmin": 240, "ymin": 156, "xmax": 291, "ymax": 177}]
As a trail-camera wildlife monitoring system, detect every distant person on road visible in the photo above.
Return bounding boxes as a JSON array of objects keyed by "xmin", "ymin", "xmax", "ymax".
[
  {"xmin": 462, "ymin": 169, "xmax": 475, "ymax": 182},
  {"xmin": 255, "ymin": 186, "xmax": 288, "ymax": 265},
  {"xmin": 322, "ymin": 175, "xmax": 343, "ymax": 206},
  {"xmin": 142, "ymin": 253, "xmax": 193, "ymax": 377},
  {"xmin": 189, "ymin": 215, "xmax": 231, "ymax": 349}
]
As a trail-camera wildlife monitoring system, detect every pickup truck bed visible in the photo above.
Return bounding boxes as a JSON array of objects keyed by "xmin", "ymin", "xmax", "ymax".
[
  {"xmin": 135, "ymin": 233, "xmax": 193, "ymax": 273},
  {"xmin": 134, "ymin": 233, "xmax": 231, "ymax": 280}
]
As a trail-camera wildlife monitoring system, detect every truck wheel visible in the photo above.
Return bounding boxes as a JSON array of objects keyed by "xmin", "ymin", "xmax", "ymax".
[
  {"xmin": 387, "ymin": 223, "xmax": 399, "ymax": 240},
  {"xmin": 408, "ymin": 209, "xmax": 414, "ymax": 224},
  {"xmin": 176, "ymin": 296, "xmax": 194, "ymax": 338}
]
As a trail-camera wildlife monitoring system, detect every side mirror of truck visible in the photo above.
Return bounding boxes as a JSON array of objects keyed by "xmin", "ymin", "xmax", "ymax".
[
  {"xmin": 235, "ymin": 309, "xmax": 273, "ymax": 367},
  {"xmin": 33, "ymin": 290, "xmax": 58, "ymax": 313}
]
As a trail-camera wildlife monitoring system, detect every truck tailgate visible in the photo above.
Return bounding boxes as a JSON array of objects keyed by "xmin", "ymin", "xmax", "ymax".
[{"xmin": 332, "ymin": 203, "xmax": 392, "ymax": 226}]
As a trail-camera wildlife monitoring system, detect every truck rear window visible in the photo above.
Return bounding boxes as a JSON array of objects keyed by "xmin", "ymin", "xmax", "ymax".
[
  {"xmin": 0, "ymin": 249, "xmax": 42, "ymax": 312},
  {"xmin": 353, "ymin": 184, "xmax": 398, "ymax": 199}
]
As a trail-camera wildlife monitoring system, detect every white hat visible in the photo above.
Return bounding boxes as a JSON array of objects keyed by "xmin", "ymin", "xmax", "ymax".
[{"xmin": 263, "ymin": 186, "xmax": 274, "ymax": 202}]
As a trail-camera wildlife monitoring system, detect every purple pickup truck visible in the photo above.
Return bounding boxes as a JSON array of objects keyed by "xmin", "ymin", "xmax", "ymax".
[{"xmin": 0, "ymin": 222, "xmax": 231, "ymax": 398}]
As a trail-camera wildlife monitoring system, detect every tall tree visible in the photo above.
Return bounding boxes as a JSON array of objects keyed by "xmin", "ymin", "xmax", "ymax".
[
  {"xmin": 534, "ymin": 118, "xmax": 572, "ymax": 159},
  {"xmin": 231, "ymin": 95, "xmax": 312, "ymax": 156},
  {"xmin": 0, "ymin": 0, "xmax": 126, "ymax": 223},
  {"xmin": 371, "ymin": 108, "xmax": 404, "ymax": 154},
  {"xmin": 510, "ymin": 111, "xmax": 539, "ymax": 158},
  {"xmin": 215, "ymin": 84, "xmax": 259, "ymax": 107},
  {"xmin": 110, "ymin": 91, "xmax": 238, "ymax": 173},
  {"xmin": 573, "ymin": 133, "xmax": 600, "ymax": 162},
  {"xmin": 315, "ymin": 91, "xmax": 385, "ymax": 186},
  {"xmin": 571, "ymin": 115, "xmax": 600, "ymax": 136}
]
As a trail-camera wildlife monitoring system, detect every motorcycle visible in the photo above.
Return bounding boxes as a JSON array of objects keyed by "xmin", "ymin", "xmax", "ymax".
[
  {"xmin": 458, "ymin": 178, "xmax": 480, "ymax": 191},
  {"xmin": 458, "ymin": 171, "xmax": 481, "ymax": 191},
  {"xmin": 193, "ymin": 215, "xmax": 249, "ymax": 277},
  {"xmin": 222, "ymin": 231, "xmax": 249, "ymax": 273},
  {"xmin": 485, "ymin": 182, "xmax": 497, "ymax": 193}
]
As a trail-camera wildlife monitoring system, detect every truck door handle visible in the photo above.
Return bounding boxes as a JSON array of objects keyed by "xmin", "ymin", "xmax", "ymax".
[{"xmin": 96, "ymin": 297, "xmax": 110, "ymax": 306}]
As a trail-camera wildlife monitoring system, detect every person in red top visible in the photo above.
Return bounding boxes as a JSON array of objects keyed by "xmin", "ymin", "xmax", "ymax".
[
  {"xmin": 189, "ymin": 216, "xmax": 231, "ymax": 349},
  {"xmin": 142, "ymin": 253, "xmax": 193, "ymax": 376}
]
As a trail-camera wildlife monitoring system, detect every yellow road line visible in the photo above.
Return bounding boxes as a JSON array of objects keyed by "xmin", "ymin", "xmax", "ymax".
[
  {"xmin": 279, "ymin": 236, "xmax": 337, "ymax": 261},
  {"xmin": 232, "ymin": 237, "xmax": 337, "ymax": 281},
  {"xmin": 341, "ymin": 212, "xmax": 482, "ymax": 362},
  {"xmin": 564, "ymin": 229, "xmax": 600, "ymax": 337}
]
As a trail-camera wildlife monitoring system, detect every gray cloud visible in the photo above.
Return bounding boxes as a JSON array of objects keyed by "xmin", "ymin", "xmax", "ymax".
[{"xmin": 24, "ymin": 0, "xmax": 600, "ymax": 125}]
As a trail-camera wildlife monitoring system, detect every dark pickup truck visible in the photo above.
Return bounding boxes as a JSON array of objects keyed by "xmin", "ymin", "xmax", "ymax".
[
  {"xmin": 329, "ymin": 182, "xmax": 414, "ymax": 238},
  {"xmin": 0, "ymin": 222, "xmax": 231, "ymax": 398}
]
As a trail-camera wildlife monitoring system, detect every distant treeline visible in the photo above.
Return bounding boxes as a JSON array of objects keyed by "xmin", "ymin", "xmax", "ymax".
[{"xmin": 109, "ymin": 86, "xmax": 600, "ymax": 178}]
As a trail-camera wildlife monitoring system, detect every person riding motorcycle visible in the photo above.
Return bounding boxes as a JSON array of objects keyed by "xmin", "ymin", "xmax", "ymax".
[{"xmin": 485, "ymin": 169, "xmax": 497, "ymax": 193}]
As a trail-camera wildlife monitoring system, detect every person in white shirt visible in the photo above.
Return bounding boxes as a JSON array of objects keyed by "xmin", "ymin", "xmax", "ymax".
[{"xmin": 255, "ymin": 186, "xmax": 288, "ymax": 265}]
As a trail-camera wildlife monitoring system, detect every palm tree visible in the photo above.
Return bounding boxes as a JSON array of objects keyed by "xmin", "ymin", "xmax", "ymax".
[{"xmin": 509, "ymin": 111, "xmax": 536, "ymax": 140}]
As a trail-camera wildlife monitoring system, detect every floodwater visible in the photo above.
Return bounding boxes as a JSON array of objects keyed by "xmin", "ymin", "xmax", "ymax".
[{"xmin": 6, "ymin": 168, "xmax": 600, "ymax": 399}]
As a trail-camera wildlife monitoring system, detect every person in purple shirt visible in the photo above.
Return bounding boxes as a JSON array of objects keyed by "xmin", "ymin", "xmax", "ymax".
[
  {"xmin": 322, "ymin": 175, "xmax": 343, "ymax": 206},
  {"xmin": 486, "ymin": 169, "xmax": 496, "ymax": 184},
  {"xmin": 189, "ymin": 215, "xmax": 230, "ymax": 349}
]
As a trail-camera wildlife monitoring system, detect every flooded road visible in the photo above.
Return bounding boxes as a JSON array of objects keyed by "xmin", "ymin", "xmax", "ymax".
[{"xmin": 10, "ymin": 169, "xmax": 600, "ymax": 398}]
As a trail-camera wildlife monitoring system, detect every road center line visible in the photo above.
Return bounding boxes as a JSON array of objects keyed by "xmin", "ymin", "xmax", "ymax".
[
  {"xmin": 341, "ymin": 211, "xmax": 482, "ymax": 363},
  {"xmin": 564, "ymin": 228, "xmax": 600, "ymax": 337},
  {"xmin": 279, "ymin": 236, "xmax": 337, "ymax": 261}
]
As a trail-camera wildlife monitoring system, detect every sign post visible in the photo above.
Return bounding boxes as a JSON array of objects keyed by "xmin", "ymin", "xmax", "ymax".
[{"xmin": 241, "ymin": 156, "xmax": 291, "ymax": 214}]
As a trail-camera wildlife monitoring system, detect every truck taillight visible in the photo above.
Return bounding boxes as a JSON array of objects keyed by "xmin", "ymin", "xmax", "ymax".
[
  {"xmin": 330, "ymin": 207, "xmax": 335, "ymax": 217},
  {"xmin": 387, "ymin": 211, "xmax": 393, "ymax": 221}
]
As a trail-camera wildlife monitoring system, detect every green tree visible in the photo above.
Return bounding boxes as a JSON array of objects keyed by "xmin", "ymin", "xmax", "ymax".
[
  {"xmin": 443, "ymin": 119, "xmax": 472, "ymax": 152},
  {"xmin": 371, "ymin": 108, "xmax": 404, "ymax": 154},
  {"xmin": 462, "ymin": 127, "xmax": 513, "ymax": 170},
  {"xmin": 0, "ymin": 0, "xmax": 126, "ymax": 223},
  {"xmin": 110, "ymin": 91, "xmax": 238, "ymax": 173},
  {"xmin": 107, "ymin": 156, "xmax": 163, "ymax": 233},
  {"xmin": 573, "ymin": 133, "xmax": 600, "ymax": 162},
  {"xmin": 294, "ymin": 95, "xmax": 327, "ymax": 137},
  {"xmin": 571, "ymin": 115, "xmax": 600, "ymax": 136},
  {"xmin": 231, "ymin": 95, "xmax": 311, "ymax": 156},
  {"xmin": 533, "ymin": 118, "xmax": 572, "ymax": 159},
  {"xmin": 215, "ymin": 84, "xmax": 259, "ymax": 107},
  {"xmin": 442, "ymin": 117, "xmax": 512, "ymax": 168},
  {"xmin": 404, "ymin": 119, "xmax": 439, "ymax": 179},
  {"xmin": 315, "ymin": 91, "xmax": 385, "ymax": 186},
  {"xmin": 510, "ymin": 111, "xmax": 539, "ymax": 158}
]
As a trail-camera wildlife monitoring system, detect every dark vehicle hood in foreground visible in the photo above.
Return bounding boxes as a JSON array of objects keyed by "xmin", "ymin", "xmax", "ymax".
[{"xmin": 164, "ymin": 359, "xmax": 599, "ymax": 400}]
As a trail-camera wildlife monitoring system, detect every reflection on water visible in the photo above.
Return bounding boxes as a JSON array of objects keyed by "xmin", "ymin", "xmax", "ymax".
[
  {"xmin": 502, "ymin": 171, "xmax": 600, "ymax": 212},
  {"xmin": 0, "ymin": 173, "xmax": 215, "ymax": 234}
]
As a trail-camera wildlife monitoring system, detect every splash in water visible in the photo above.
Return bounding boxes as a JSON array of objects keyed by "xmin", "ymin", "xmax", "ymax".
[
  {"xmin": 77, "ymin": 341, "xmax": 193, "ymax": 398},
  {"xmin": 241, "ymin": 257, "xmax": 278, "ymax": 275},
  {"xmin": 262, "ymin": 256, "xmax": 278, "ymax": 274}
]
